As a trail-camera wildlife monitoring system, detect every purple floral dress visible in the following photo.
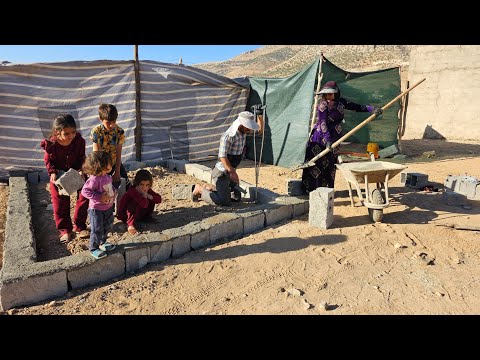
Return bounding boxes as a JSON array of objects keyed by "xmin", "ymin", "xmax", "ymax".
[{"xmin": 302, "ymin": 98, "xmax": 371, "ymax": 192}]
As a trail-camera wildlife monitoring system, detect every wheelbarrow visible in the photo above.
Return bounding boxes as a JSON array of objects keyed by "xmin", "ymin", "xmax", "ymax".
[{"xmin": 335, "ymin": 157, "xmax": 407, "ymax": 222}]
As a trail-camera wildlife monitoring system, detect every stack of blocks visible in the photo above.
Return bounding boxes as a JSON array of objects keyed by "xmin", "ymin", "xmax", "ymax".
[
  {"xmin": 308, "ymin": 187, "xmax": 334, "ymax": 229},
  {"xmin": 444, "ymin": 175, "xmax": 480, "ymax": 200}
]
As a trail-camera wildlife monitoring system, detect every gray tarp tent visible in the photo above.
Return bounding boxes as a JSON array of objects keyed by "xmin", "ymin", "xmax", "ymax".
[{"xmin": 0, "ymin": 60, "xmax": 249, "ymax": 177}]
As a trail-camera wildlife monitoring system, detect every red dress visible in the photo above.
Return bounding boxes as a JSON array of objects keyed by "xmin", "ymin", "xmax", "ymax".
[{"xmin": 117, "ymin": 187, "xmax": 162, "ymax": 227}]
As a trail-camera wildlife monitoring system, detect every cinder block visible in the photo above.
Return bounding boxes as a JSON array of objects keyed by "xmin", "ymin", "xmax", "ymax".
[
  {"xmin": 240, "ymin": 211, "xmax": 265, "ymax": 234},
  {"xmin": 171, "ymin": 235, "xmax": 191, "ymax": 258},
  {"xmin": 191, "ymin": 230, "xmax": 210, "ymax": 250},
  {"xmin": 309, "ymin": 187, "xmax": 334, "ymax": 229},
  {"xmin": 198, "ymin": 170, "xmax": 213, "ymax": 183},
  {"xmin": 0, "ymin": 271, "xmax": 68, "ymax": 311},
  {"xmin": 54, "ymin": 168, "xmax": 85, "ymax": 196},
  {"xmin": 144, "ymin": 159, "xmax": 159, "ymax": 167},
  {"xmin": 209, "ymin": 217, "xmax": 243, "ymax": 244},
  {"xmin": 265, "ymin": 203, "xmax": 293, "ymax": 226},
  {"xmin": 27, "ymin": 172, "xmax": 39, "ymax": 185},
  {"xmin": 172, "ymin": 184, "xmax": 194, "ymax": 200},
  {"xmin": 126, "ymin": 247, "xmax": 150, "ymax": 272},
  {"xmin": 287, "ymin": 179, "xmax": 304, "ymax": 196},
  {"xmin": 124, "ymin": 161, "xmax": 146, "ymax": 171},
  {"xmin": 150, "ymin": 241, "xmax": 172, "ymax": 263},
  {"xmin": 274, "ymin": 196, "xmax": 307, "ymax": 218},
  {"xmin": 443, "ymin": 190, "xmax": 468, "ymax": 206},
  {"xmin": 167, "ymin": 159, "xmax": 188, "ymax": 173},
  {"xmin": 401, "ymin": 172, "xmax": 429, "ymax": 189},
  {"xmin": 378, "ymin": 144, "xmax": 399, "ymax": 158},
  {"xmin": 475, "ymin": 184, "xmax": 480, "ymax": 201},
  {"xmin": 253, "ymin": 187, "xmax": 280, "ymax": 204},
  {"xmin": 39, "ymin": 170, "xmax": 50, "ymax": 183},
  {"xmin": 185, "ymin": 163, "xmax": 212, "ymax": 180},
  {"xmin": 68, "ymin": 252, "xmax": 125, "ymax": 289}
]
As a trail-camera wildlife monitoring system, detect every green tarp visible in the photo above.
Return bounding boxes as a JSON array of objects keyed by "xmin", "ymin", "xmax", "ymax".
[{"xmin": 246, "ymin": 57, "xmax": 401, "ymax": 168}]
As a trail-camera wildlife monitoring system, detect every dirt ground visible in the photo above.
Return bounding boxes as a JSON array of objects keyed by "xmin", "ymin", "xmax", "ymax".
[
  {"xmin": 0, "ymin": 183, "xmax": 8, "ymax": 271},
  {"xmin": 3, "ymin": 139, "xmax": 480, "ymax": 315}
]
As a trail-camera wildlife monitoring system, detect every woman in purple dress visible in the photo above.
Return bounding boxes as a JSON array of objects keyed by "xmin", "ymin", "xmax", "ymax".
[{"xmin": 301, "ymin": 81, "xmax": 383, "ymax": 192}]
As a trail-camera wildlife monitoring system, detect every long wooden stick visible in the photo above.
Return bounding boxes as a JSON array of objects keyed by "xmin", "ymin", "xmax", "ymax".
[
  {"xmin": 290, "ymin": 78, "xmax": 426, "ymax": 172},
  {"xmin": 310, "ymin": 56, "xmax": 324, "ymax": 131},
  {"xmin": 133, "ymin": 45, "xmax": 142, "ymax": 161}
]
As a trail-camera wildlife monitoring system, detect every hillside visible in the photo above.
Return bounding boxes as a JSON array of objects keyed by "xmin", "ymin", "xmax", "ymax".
[{"xmin": 195, "ymin": 45, "xmax": 412, "ymax": 78}]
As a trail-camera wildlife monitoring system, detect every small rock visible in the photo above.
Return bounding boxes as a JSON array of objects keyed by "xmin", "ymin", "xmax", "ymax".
[
  {"xmin": 319, "ymin": 301, "xmax": 328, "ymax": 311},
  {"xmin": 422, "ymin": 150, "xmax": 436, "ymax": 158},
  {"xmin": 241, "ymin": 294, "xmax": 248, "ymax": 298},
  {"xmin": 221, "ymin": 297, "xmax": 231, "ymax": 302},
  {"xmin": 46, "ymin": 203, "xmax": 53, "ymax": 211},
  {"xmin": 462, "ymin": 205, "xmax": 472, "ymax": 210},
  {"xmin": 39, "ymin": 199, "xmax": 49, "ymax": 206},
  {"xmin": 435, "ymin": 292, "xmax": 445, "ymax": 297},
  {"xmin": 48, "ymin": 300, "xmax": 57, "ymax": 307},
  {"xmin": 7, "ymin": 309, "xmax": 18, "ymax": 315},
  {"xmin": 301, "ymin": 298, "xmax": 312, "ymax": 310},
  {"xmin": 317, "ymin": 283, "xmax": 328, "ymax": 291},
  {"xmin": 394, "ymin": 243, "xmax": 406, "ymax": 249},
  {"xmin": 278, "ymin": 287, "xmax": 286, "ymax": 293},
  {"xmin": 287, "ymin": 288, "xmax": 304, "ymax": 297},
  {"xmin": 373, "ymin": 286, "xmax": 380, "ymax": 290}
]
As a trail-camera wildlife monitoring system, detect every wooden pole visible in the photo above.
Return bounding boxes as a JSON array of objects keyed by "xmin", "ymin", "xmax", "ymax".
[
  {"xmin": 290, "ymin": 78, "xmax": 427, "ymax": 171},
  {"xmin": 134, "ymin": 45, "xmax": 142, "ymax": 161},
  {"xmin": 310, "ymin": 55, "xmax": 324, "ymax": 132}
]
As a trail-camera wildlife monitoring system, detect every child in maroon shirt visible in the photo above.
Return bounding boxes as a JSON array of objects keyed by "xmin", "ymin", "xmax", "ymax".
[
  {"xmin": 117, "ymin": 169, "xmax": 162, "ymax": 235},
  {"xmin": 40, "ymin": 114, "xmax": 89, "ymax": 243}
]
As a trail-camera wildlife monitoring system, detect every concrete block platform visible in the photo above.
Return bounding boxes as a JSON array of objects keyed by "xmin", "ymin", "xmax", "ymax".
[{"xmin": 0, "ymin": 161, "xmax": 308, "ymax": 310}]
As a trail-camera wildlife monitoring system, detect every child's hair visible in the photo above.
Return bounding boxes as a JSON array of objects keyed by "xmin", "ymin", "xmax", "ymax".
[
  {"xmin": 82, "ymin": 151, "xmax": 112, "ymax": 176},
  {"xmin": 50, "ymin": 113, "xmax": 76, "ymax": 138},
  {"xmin": 133, "ymin": 169, "xmax": 153, "ymax": 187},
  {"xmin": 98, "ymin": 103, "xmax": 118, "ymax": 122}
]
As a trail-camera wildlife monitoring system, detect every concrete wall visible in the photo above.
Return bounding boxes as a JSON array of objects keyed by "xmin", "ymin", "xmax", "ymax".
[{"xmin": 404, "ymin": 45, "xmax": 480, "ymax": 140}]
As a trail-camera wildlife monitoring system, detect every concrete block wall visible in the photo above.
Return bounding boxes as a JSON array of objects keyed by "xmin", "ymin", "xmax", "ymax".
[
  {"xmin": 405, "ymin": 45, "xmax": 480, "ymax": 140},
  {"xmin": 0, "ymin": 163, "xmax": 309, "ymax": 310}
]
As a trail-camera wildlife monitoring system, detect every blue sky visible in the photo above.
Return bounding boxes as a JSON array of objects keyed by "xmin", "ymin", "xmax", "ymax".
[{"xmin": 0, "ymin": 45, "xmax": 262, "ymax": 65}]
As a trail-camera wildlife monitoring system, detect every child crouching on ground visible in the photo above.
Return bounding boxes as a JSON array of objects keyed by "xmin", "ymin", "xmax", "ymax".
[
  {"xmin": 117, "ymin": 169, "xmax": 162, "ymax": 235},
  {"xmin": 81, "ymin": 151, "xmax": 117, "ymax": 259}
]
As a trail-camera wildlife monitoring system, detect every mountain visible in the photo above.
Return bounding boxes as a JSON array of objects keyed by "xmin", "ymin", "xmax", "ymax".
[{"xmin": 195, "ymin": 45, "xmax": 412, "ymax": 78}]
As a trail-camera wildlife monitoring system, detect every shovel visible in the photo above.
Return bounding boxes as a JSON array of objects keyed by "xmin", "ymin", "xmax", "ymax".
[{"xmin": 290, "ymin": 78, "xmax": 426, "ymax": 172}]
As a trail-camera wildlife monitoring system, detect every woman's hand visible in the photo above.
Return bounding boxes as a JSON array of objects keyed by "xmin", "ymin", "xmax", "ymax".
[{"xmin": 50, "ymin": 173, "xmax": 57, "ymax": 183}]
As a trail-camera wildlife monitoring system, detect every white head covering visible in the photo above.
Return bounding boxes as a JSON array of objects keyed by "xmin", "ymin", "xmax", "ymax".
[{"xmin": 226, "ymin": 111, "xmax": 259, "ymax": 136}]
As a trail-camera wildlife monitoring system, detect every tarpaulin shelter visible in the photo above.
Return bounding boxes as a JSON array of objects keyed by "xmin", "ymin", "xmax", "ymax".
[
  {"xmin": 0, "ymin": 60, "xmax": 249, "ymax": 175},
  {"xmin": 246, "ymin": 57, "xmax": 402, "ymax": 168},
  {"xmin": 0, "ymin": 55, "xmax": 401, "ymax": 176}
]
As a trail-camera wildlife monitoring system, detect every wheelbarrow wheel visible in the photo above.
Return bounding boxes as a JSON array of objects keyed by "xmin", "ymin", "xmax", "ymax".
[{"xmin": 368, "ymin": 188, "xmax": 384, "ymax": 223}]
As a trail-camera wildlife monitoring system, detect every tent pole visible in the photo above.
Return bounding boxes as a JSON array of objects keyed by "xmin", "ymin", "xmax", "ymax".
[
  {"xmin": 134, "ymin": 45, "xmax": 142, "ymax": 162},
  {"xmin": 309, "ymin": 55, "xmax": 324, "ymax": 132}
]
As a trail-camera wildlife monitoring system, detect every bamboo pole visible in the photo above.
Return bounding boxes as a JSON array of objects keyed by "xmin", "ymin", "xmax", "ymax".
[
  {"xmin": 290, "ymin": 78, "xmax": 426, "ymax": 172},
  {"xmin": 133, "ymin": 45, "xmax": 142, "ymax": 161}
]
